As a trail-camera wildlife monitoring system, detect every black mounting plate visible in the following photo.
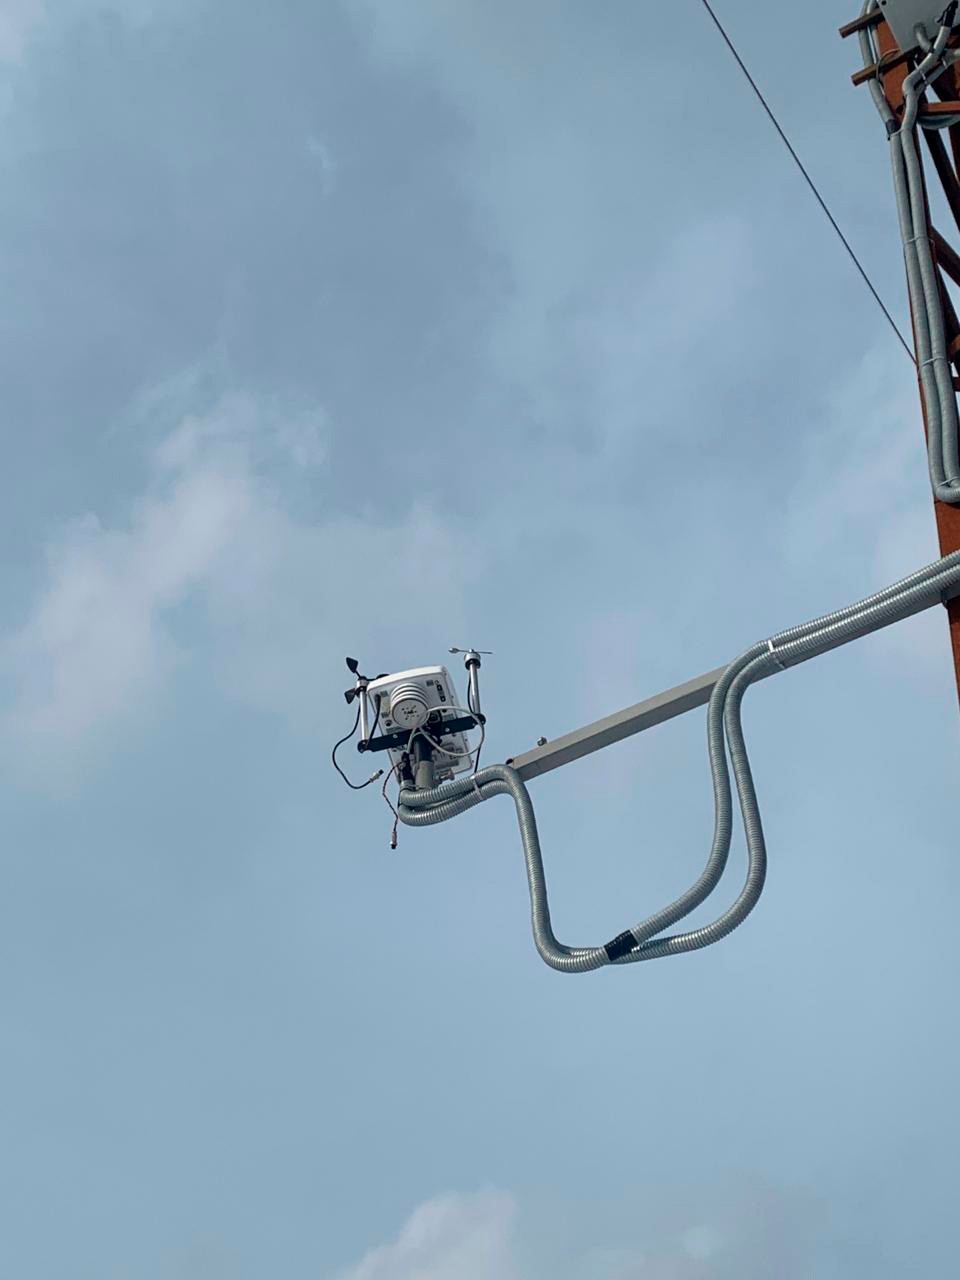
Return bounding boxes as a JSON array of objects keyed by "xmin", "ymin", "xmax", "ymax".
[{"xmin": 358, "ymin": 713, "xmax": 480, "ymax": 755}]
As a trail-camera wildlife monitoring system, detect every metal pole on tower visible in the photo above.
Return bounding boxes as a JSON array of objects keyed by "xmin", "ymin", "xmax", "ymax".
[{"xmin": 842, "ymin": 5, "xmax": 960, "ymax": 705}]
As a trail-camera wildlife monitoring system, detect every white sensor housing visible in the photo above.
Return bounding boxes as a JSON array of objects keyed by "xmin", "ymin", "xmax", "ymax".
[
  {"xmin": 366, "ymin": 665, "xmax": 473, "ymax": 781},
  {"xmin": 875, "ymin": 0, "xmax": 950, "ymax": 53},
  {"xmin": 388, "ymin": 681, "xmax": 431, "ymax": 730}
]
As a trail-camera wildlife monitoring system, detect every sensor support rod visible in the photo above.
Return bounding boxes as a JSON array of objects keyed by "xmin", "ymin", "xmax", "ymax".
[
  {"xmin": 508, "ymin": 581, "xmax": 960, "ymax": 784},
  {"xmin": 507, "ymin": 666, "xmax": 726, "ymax": 782}
]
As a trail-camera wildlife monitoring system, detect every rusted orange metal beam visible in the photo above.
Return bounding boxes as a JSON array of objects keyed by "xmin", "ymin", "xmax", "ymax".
[
  {"xmin": 870, "ymin": 17, "xmax": 960, "ymax": 703},
  {"xmin": 933, "ymin": 226, "xmax": 960, "ymax": 286}
]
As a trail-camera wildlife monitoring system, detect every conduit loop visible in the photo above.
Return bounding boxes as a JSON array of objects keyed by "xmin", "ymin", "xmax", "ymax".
[{"xmin": 389, "ymin": 6, "xmax": 960, "ymax": 971}]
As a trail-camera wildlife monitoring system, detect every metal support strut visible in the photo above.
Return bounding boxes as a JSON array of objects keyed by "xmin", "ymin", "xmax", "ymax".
[{"xmin": 507, "ymin": 577, "xmax": 960, "ymax": 785}]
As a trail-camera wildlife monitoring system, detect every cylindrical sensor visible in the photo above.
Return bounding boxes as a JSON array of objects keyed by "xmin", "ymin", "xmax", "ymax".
[
  {"xmin": 465, "ymin": 653, "xmax": 482, "ymax": 717},
  {"xmin": 358, "ymin": 683, "xmax": 370, "ymax": 741},
  {"xmin": 389, "ymin": 681, "xmax": 431, "ymax": 729}
]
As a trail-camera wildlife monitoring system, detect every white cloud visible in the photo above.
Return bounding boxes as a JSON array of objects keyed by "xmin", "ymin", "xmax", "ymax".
[
  {"xmin": 567, "ymin": 215, "xmax": 757, "ymax": 459},
  {"xmin": 1, "ymin": 428, "xmax": 254, "ymax": 758},
  {"xmin": 0, "ymin": 385, "xmax": 477, "ymax": 780},
  {"xmin": 0, "ymin": 0, "xmax": 46, "ymax": 63},
  {"xmin": 785, "ymin": 346, "xmax": 931, "ymax": 578},
  {"xmin": 335, "ymin": 1191, "xmax": 520, "ymax": 1280},
  {"xmin": 334, "ymin": 1184, "xmax": 826, "ymax": 1280},
  {"xmin": 681, "ymin": 1222, "xmax": 723, "ymax": 1262},
  {"xmin": 0, "ymin": 0, "xmax": 157, "ymax": 66},
  {"xmin": 346, "ymin": 0, "xmax": 703, "ymax": 411},
  {"xmin": 305, "ymin": 135, "xmax": 338, "ymax": 194},
  {"xmin": 783, "ymin": 345, "xmax": 951, "ymax": 669}
]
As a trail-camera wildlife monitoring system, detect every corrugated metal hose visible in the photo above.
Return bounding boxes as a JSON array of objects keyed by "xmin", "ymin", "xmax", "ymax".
[{"xmin": 393, "ymin": 5, "xmax": 960, "ymax": 971}]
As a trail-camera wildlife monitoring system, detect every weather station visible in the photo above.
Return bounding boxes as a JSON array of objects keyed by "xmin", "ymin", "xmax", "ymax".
[{"xmin": 336, "ymin": 0, "xmax": 960, "ymax": 974}]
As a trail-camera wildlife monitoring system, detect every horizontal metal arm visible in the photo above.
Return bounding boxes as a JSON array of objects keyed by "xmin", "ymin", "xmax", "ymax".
[
  {"xmin": 506, "ymin": 666, "xmax": 726, "ymax": 782},
  {"xmin": 506, "ymin": 580, "xmax": 960, "ymax": 783}
]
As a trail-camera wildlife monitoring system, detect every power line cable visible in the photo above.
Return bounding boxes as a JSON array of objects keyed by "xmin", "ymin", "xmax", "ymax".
[{"xmin": 697, "ymin": 0, "xmax": 916, "ymax": 363}]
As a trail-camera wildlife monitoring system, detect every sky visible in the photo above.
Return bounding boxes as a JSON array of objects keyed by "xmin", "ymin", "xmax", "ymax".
[{"xmin": 1, "ymin": 1, "xmax": 958, "ymax": 1276}]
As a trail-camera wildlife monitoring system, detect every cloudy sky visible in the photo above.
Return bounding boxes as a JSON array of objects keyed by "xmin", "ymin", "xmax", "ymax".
[{"xmin": 2, "ymin": 1, "xmax": 959, "ymax": 1276}]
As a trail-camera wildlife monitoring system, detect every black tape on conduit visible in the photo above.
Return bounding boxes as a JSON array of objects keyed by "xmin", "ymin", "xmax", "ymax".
[{"xmin": 604, "ymin": 932, "xmax": 637, "ymax": 963}]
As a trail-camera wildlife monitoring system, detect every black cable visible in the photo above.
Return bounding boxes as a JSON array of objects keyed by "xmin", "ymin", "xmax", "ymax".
[
  {"xmin": 465, "ymin": 684, "xmax": 485, "ymax": 773},
  {"xmin": 369, "ymin": 694, "xmax": 383, "ymax": 744},
  {"xmin": 462, "ymin": 682, "xmax": 484, "ymax": 774},
  {"xmin": 331, "ymin": 698, "xmax": 383, "ymax": 791},
  {"xmin": 471, "ymin": 718, "xmax": 485, "ymax": 776},
  {"xmin": 697, "ymin": 0, "xmax": 916, "ymax": 364},
  {"xmin": 381, "ymin": 759, "xmax": 402, "ymax": 849}
]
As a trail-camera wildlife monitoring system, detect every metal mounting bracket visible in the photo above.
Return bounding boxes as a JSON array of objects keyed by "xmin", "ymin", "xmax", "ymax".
[{"xmin": 874, "ymin": 0, "xmax": 951, "ymax": 54}]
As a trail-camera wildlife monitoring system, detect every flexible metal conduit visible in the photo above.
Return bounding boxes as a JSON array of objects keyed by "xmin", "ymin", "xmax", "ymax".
[
  {"xmin": 394, "ymin": 9, "xmax": 960, "ymax": 972},
  {"xmin": 862, "ymin": 1, "xmax": 960, "ymax": 502},
  {"xmin": 400, "ymin": 551, "xmax": 960, "ymax": 970}
]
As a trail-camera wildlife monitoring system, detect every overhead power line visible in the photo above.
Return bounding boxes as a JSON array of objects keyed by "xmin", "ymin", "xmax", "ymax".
[{"xmin": 697, "ymin": 0, "xmax": 916, "ymax": 363}]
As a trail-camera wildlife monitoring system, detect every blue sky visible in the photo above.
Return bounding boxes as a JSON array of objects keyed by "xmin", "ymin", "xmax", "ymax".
[{"xmin": 1, "ymin": 1, "xmax": 959, "ymax": 1276}]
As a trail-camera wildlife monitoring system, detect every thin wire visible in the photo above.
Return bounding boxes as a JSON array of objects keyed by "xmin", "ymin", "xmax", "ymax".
[
  {"xmin": 416, "ymin": 706, "xmax": 478, "ymax": 753},
  {"xmin": 697, "ymin": 0, "xmax": 916, "ymax": 364},
  {"xmin": 381, "ymin": 760, "xmax": 402, "ymax": 849},
  {"xmin": 411, "ymin": 729, "xmax": 474, "ymax": 760},
  {"xmin": 466, "ymin": 684, "xmax": 485, "ymax": 774},
  {"xmin": 331, "ymin": 698, "xmax": 383, "ymax": 791},
  {"xmin": 369, "ymin": 695, "xmax": 383, "ymax": 745},
  {"xmin": 411, "ymin": 720, "xmax": 485, "ymax": 764},
  {"xmin": 380, "ymin": 704, "xmax": 485, "ymax": 845}
]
